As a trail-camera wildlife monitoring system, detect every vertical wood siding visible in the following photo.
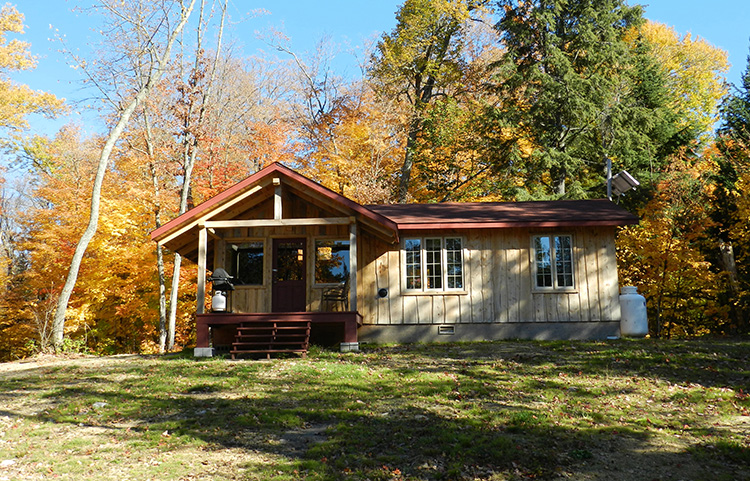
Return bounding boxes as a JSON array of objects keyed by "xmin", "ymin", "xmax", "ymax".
[
  {"xmin": 213, "ymin": 211, "xmax": 621, "ymax": 325},
  {"xmin": 360, "ymin": 226, "xmax": 621, "ymax": 325},
  {"xmin": 215, "ymin": 221, "xmax": 349, "ymax": 314}
]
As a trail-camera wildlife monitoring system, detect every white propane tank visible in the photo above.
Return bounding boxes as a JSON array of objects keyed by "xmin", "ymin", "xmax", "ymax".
[
  {"xmin": 620, "ymin": 286, "xmax": 648, "ymax": 337},
  {"xmin": 212, "ymin": 291, "xmax": 227, "ymax": 312}
]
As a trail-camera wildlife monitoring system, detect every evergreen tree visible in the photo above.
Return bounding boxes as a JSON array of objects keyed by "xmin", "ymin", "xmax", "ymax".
[
  {"xmin": 490, "ymin": 0, "xmax": 683, "ymax": 199},
  {"xmin": 718, "ymin": 53, "xmax": 750, "ymax": 156}
]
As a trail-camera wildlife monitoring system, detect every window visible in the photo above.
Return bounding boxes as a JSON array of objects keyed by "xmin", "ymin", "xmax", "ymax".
[
  {"xmin": 533, "ymin": 235, "xmax": 574, "ymax": 289},
  {"xmin": 446, "ymin": 237, "xmax": 463, "ymax": 289},
  {"xmin": 230, "ymin": 241, "xmax": 264, "ymax": 285},
  {"xmin": 405, "ymin": 239, "xmax": 422, "ymax": 289},
  {"xmin": 403, "ymin": 237, "xmax": 463, "ymax": 292},
  {"xmin": 315, "ymin": 239, "xmax": 350, "ymax": 284},
  {"xmin": 425, "ymin": 238, "xmax": 442, "ymax": 289}
]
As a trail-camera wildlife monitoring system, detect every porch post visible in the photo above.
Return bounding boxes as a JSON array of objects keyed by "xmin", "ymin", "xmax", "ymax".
[
  {"xmin": 197, "ymin": 226, "xmax": 207, "ymax": 315},
  {"xmin": 340, "ymin": 220, "xmax": 360, "ymax": 353},
  {"xmin": 273, "ymin": 177, "xmax": 282, "ymax": 220},
  {"xmin": 349, "ymin": 220, "xmax": 357, "ymax": 313}
]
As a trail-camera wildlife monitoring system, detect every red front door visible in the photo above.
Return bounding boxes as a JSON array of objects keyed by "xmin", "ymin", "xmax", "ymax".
[{"xmin": 272, "ymin": 238, "xmax": 307, "ymax": 312}]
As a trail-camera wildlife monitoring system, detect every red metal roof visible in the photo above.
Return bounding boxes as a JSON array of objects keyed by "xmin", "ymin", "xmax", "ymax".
[
  {"xmin": 150, "ymin": 163, "xmax": 638, "ymax": 255},
  {"xmin": 367, "ymin": 200, "xmax": 638, "ymax": 230}
]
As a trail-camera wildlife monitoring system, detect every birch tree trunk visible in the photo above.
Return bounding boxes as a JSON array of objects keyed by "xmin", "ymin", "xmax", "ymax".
[
  {"xmin": 51, "ymin": 0, "xmax": 197, "ymax": 350},
  {"xmin": 166, "ymin": 0, "xmax": 227, "ymax": 350},
  {"xmin": 142, "ymin": 112, "xmax": 169, "ymax": 353}
]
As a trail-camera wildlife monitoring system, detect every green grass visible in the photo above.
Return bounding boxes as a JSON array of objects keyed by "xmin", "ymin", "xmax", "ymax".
[{"xmin": 0, "ymin": 339, "xmax": 748, "ymax": 480}]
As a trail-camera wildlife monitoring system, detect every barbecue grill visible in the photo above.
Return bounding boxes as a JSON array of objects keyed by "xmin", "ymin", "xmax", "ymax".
[{"xmin": 207, "ymin": 268, "xmax": 234, "ymax": 312}]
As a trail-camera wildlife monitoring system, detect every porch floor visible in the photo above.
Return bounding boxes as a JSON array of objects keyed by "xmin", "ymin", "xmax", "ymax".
[{"xmin": 196, "ymin": 311, "xmax": 362, "ymax": 352}]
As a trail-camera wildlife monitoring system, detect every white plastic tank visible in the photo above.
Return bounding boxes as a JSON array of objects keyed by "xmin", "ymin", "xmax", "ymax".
[
  {"xmin": 620, "ymin": 286, "xmax": 648, "ymax": 337},
  {"xmin": 212, "ymin": 291, "xmax": 227, "ymax": 312}
]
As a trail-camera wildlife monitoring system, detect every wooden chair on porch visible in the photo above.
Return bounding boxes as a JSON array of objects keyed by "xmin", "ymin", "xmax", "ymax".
[{"xmin": 322, "ymin": 278, "xmax": 349, "ymax": 312}]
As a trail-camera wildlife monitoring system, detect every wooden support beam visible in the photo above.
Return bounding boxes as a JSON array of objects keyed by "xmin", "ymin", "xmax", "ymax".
[
  {"xmin": 349, "ymin": 221, "xmax": 358, "ymax": 313},
  {"xmin": 206, "ymin": 184, "xmax": 264, "ymax": 221},
  {"xmin": 156, "ymin": 184, "xmax": 264, "ymax": 248},
  {"xmin": 207, "ymin": 228, "xmax": 222, "ymax": 240},
  {"xmin": 274, "ymin": 178, "xmax": 282, "ymax": 220},
  {"xmin": 197, "ymin": 227, "xmax": 207, "ymax": 315},
  {"xmin": 203, "ymin": 217, "xmax": 352, "ymax": 229}
]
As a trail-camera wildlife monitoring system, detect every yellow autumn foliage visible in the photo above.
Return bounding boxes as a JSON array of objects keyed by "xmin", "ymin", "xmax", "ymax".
[
  {"xmin": 617, "ymin": 154, "xmax": 728, "ymax": 337},
  {"xmin": 628, "ymin": 21, "xmax": 729, "ymax": 139},
  {"xmin": 302, "ymin": 85, "xmax": 404, "ymax": 204},
  {"xmin": 0, "ymin": 125, "xmax": 197, "ymax": 359},
  {"xmin": 0, "ymin": 4, "xmax": 65, "ymax": 136}
]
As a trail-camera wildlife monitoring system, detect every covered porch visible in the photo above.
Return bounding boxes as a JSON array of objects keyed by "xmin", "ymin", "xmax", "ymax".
[
  {"xmin": 191, "ymin": 215, "xmax": 363, "ymax": 358},
  {"xmin": 150, "ymin": 163, "xmax": 398, "ymax": 357}
]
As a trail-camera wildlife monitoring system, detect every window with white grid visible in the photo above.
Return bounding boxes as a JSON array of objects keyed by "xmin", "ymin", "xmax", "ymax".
[
  {"xmin": 533, "ymin": 234, "xmax": 575, "ymax": 290},
  {"xmin": 403, "ymin": 237, "xmax": 464, "ymax": 292}
]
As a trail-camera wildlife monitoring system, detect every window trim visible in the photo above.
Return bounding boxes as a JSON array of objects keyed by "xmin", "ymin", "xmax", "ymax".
[
  {"xmin": 531, "ymin": 233, "xmax": 577, "ymax": 292},
  {"xmin": 402, "ymin": 236, "xmax": 465, "ymax": 294}
]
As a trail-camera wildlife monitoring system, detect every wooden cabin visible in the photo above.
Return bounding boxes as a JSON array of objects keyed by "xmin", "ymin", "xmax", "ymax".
[{"xmin": 150, "ymin": 163, "xmax": 639, "ymax": 356}]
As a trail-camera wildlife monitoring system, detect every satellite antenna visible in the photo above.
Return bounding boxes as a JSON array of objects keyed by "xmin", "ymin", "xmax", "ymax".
[
  {"xmin": 606, "ymin": 157, "xmax": 639, "ymax": 199},
  {"xmin": 611, "ymin": 170, "xmax": 640, "ymax": 197}
]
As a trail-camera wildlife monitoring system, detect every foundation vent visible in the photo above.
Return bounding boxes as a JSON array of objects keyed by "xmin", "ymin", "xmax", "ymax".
[{"xmin": 438, "ymin": 325, "xmax": 455, "ymax": 335}]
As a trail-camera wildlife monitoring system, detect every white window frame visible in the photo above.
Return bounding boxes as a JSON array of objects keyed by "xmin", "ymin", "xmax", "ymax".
[
  {"xmin": 531, "ymin": 234, "xmax": 576, "ymax": 291},
  {"xmin": 402, "ymin": 236, "xmax": 465, "ymax": 293}
]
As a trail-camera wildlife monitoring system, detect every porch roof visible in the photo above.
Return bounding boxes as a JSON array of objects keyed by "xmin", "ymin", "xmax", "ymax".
[
  {"xmin": 150, "ymin": 163, "xmax": 399, "ymax": 261},
  {"xmin": 368, "ymin": 199, "xmax": 638, "ymax": 230}
]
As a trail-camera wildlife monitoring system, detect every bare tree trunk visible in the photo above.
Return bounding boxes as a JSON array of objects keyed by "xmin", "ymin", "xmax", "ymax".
[
  {"xmin": 146, "ymin": 132, "xmax": 168, "ymax": 352},
  {"xmin": 156, "ymin": 234, "xmax": 168, "ymax": 351},
  {"xmin": 166, "ymin": 0, "xmax": 227, "ymax": 351},
  {"xmin": 397, "ymin": 117, "xmax": 422, "ymax": 204},
  {"xmin": 51, "ymin": 0, "xmax": 196, "ymax": 351},
  {"xmin": 130, "ymin": 106, "xmax": 168, "ymax": 352},
  {"xmin": 553, "ymin": 164, "xmax": 567, "ymax": 197},
  {"xmin": 167, "ymin": 253, "xmax": 182, "ymax": 350},
  {"xmin": 718, "ymin": 239, "xmax": 744, "ymax": 333}
]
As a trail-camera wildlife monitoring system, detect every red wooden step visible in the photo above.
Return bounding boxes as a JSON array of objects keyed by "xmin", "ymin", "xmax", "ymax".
[{"xmin": 230, "ymin": 319, "xmax": 311, "ymax": 360}]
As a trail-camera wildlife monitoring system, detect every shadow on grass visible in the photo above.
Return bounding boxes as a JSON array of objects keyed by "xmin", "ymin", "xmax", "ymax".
[
  {"xmin": 0, "ymin": 339, "xmax": 748, "ymax": 480},
  {"xmin": 383, "ymin": 339, "xmax": 750, "ymax": 390}
]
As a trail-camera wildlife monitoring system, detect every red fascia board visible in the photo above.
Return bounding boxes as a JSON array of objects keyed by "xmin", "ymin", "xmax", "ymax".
[{"xmin": 150, "ymin": 165, "xmax": 275, "ymax": 242}]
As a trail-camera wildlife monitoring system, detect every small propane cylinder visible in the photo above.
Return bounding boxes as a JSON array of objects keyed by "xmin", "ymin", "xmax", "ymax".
[
  {"xmin": 620, "ymin": 286, "xmax": 648, "ymax": 337},
  {"xmin": 212, "ymin": 290, "xmax": 227, "ymax": 312}
]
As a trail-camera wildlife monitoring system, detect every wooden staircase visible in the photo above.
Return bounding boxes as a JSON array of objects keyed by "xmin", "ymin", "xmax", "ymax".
[{"xmin": 230, "ymin": 319, "xmax": 311, "ymax": 360}]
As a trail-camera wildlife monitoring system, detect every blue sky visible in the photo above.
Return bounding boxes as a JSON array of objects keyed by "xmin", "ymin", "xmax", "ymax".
[{"xmin": 12, "ymin": 0, "xmax": 750, "ymax": 137}]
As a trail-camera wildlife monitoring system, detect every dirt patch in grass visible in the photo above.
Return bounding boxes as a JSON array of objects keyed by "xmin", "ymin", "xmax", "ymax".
[{"xmin": 1, "ymin": 340, "xmax": 749, "ymax": 480}]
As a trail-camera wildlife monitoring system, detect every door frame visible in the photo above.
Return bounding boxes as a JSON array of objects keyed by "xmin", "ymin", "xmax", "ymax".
[{"xmin": 271, "ymin": 237, "xmax": 307, "ymax": 312}]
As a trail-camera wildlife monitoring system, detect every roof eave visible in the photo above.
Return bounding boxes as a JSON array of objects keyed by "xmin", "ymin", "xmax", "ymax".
[{"xmin": 395, "ymin": 219, "xmax": 639, "ymax": 230}]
